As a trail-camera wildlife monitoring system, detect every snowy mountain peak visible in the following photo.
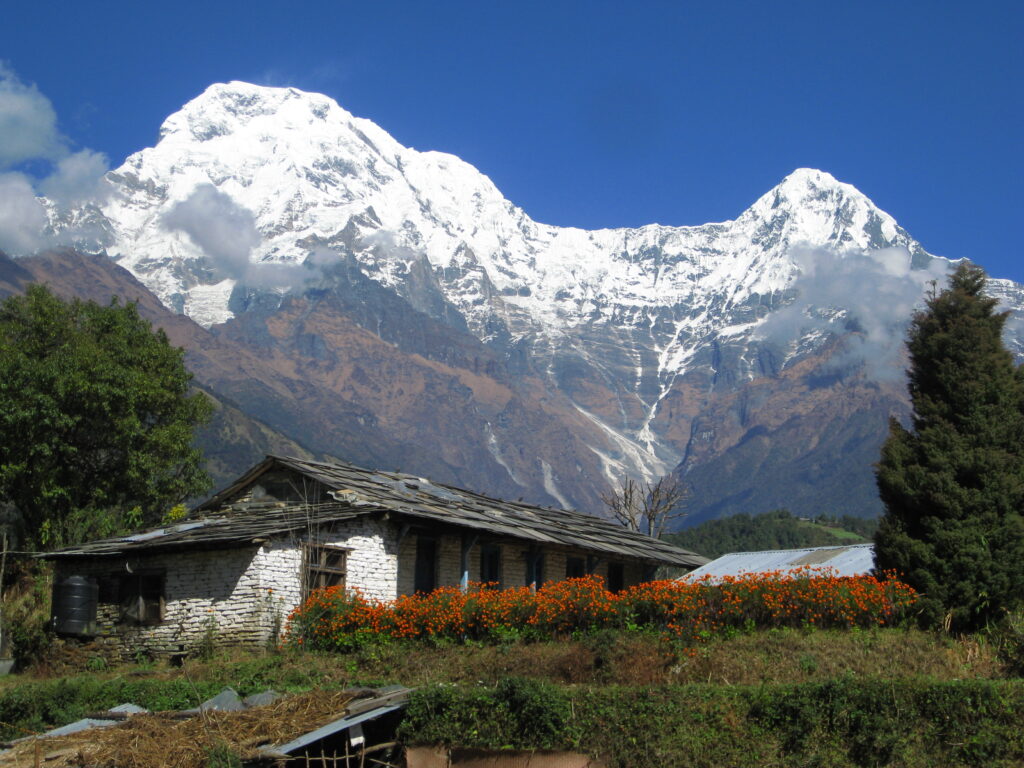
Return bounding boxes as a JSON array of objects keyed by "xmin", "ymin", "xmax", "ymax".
[
  {"xmin": 44, "ymin": 81, "xmax": 1007, "ymax": 513},
  {"xmin": 768, "ymin": 167, "xmax": 874, "ymax": 213},
  {"xmin": 741, "ymin": 168, "xmax": 900, "ymax": 253},
  {"xmin": 71, "ymin": 82, "xmax": 928, "ymax": 349},
  {"xmin": 780, "ymin": 166, "xmax": 844, "ymax": 189},
  {"xmin": 159, "ymin": 81, "xmax": 351, "ymax": 143}
]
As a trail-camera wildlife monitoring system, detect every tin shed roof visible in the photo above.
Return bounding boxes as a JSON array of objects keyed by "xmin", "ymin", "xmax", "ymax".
[{"xmin": 681, "ymin": 543, "xmax": 875, "ymax": 581}]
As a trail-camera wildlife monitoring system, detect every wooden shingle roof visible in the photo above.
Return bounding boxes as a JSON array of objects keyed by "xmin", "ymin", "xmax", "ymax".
[{"xmin": 46, "ymin": 455, "xmax": 709, "ymax": 568}]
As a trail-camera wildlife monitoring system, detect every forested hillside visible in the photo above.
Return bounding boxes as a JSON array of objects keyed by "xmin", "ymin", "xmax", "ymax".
[{"xmin": 665, "ymin": 509, "xmax": 877, "ymax": 560}]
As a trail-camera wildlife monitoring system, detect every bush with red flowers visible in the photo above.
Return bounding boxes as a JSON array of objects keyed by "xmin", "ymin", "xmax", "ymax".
[{"xmin": 286, "ymin": 571, "xmax": 917, "ymax": 651}]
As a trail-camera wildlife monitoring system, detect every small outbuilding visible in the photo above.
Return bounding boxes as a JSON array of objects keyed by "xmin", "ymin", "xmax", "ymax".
[
  {"xmin": 681, "ymin": 543, "xmax": 875, "ymax": 582},
  {"xmin": 43, "ymin": 455, "xmax": 708, "ymax": 658}
]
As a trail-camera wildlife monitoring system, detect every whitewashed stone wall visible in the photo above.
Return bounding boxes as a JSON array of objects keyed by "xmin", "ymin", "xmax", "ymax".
[
  {"xmin": 54, "ymin": 516, "xmax": 657, "ymax": 658},
  {"xmin": 53, "ymin": 514, "xmax": 400, "ymax": 658},
  {"xmin": 58, "ymin": 547, "xmax": 268, "ymax": 659}
]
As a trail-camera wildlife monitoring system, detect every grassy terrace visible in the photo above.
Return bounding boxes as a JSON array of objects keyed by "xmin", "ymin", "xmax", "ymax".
[{"xmin": 1, "ymin": 627, "xmax": 1022, "ymax": 767}]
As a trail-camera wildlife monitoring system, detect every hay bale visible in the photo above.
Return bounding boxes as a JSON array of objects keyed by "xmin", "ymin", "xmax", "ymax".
[{"xmin": 0, "ymin": 689, "xmax": 359, "ymax": 768}]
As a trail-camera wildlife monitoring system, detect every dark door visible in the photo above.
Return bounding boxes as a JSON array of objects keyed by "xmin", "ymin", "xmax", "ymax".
[
  {"xmin": 414, "ymin": 536, "xmax": 438, "ymax": 593},
  {"xmin": 480, "ymin": 543, "xmax": 502, "ymax": 587},
  {"xmin": 607, "ymin": 562, "xmax": 625, "ymax": 593}
]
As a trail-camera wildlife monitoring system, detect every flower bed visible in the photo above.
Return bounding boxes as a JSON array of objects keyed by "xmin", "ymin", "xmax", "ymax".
[{"xmin": 286, "ymin": 570, "xmax": 917, "ymax": 651}]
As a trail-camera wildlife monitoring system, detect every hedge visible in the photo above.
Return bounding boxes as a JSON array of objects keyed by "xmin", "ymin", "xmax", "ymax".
[{"xmin": 399, "ymin": 677, "xmax": 1024, "ymax": 768}]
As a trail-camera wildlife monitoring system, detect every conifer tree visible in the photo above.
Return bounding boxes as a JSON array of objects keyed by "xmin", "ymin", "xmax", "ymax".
[{"xmin": 875, "ymin": 262, "xmax": 1024, "ymax": 630}]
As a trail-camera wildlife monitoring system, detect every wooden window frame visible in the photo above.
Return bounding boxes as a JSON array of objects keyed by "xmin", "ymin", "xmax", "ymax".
[
  {"xmin": 566, "ymin": 556, "xmax": 585, "ymax": 579},
  {"xmin": 480, "ymin": 543, "xmax": 503, "ymax": 588},
  {"xmin": 525, "ymin": 550, "xmax": 545, "ymax": 590},
  {"xmin": 303, "ymin": 543, "xmax": 349, "ymax": 599},
  {"xmin": 117, "ymin": 571, "xmax": 165, "ymax": 626},
  {"xmin": 413, "ymin": 535, "xmax": 439, "ymax": 594}
]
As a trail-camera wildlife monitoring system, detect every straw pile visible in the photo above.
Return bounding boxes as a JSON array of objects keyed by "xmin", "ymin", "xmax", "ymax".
[{"xmin": 0, "ymin": 689, "xmax": 358, "ymax": 768}]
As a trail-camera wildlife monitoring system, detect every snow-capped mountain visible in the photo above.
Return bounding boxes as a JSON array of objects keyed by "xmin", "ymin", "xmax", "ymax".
[{"xmin": 47, "ymin": 81, "xmax": 1024, "ymax": 521}]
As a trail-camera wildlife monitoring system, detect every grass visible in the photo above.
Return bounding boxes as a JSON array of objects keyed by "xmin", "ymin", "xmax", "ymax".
[
  {"xmin": 1, "ymin": 625, "xmax": 1007, "ymax": 696},
  {"xmin": 796, "ymin": 519, "xmax": 868, "ymax": 542},
  {"xmin": 0, "ymin": 625, "xmax": 1015, "ymax": 764}
]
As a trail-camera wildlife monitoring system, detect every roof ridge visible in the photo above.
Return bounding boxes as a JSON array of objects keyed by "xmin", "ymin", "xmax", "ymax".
[{"xmin": 720, "ymin": 542, "xmax": 874, "ymax": 557}]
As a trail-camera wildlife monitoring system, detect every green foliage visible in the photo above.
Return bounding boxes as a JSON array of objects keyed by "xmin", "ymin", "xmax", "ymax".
[
  {"xmin": 830, "ymin": 515, "xmax": 880, "ymax": 540},
  {"xmin": 400, "ymin": 677, "xmax": 573, "ymax": 751},
  {"xmin": 194, "ymin": 614, "xmax": 220, "ymax": 661},
  {"xmin": 875, "ymin": 263, "xmax": 1024, "ymax": 631},
  {"xmin": 400, "ymin": 678, "xmax": 1024, "ymax": 767},
  {"xmin": 4, "ymin": 562, "xmax": 53, "ymax": 666},
  {"xmin": 0, "ymin": 284, "xmax": 213, "ymax": 547},
  {"xmin": 666, "ymin": 509, "xmax": 873, "ymax": 559},
  {"xmin": 204, "ymin": 742, "xmax": 242, "ymax": 768},
  {"xmin": 993, "ymin": 610, "xmax": 1024, "ymax": 677}
]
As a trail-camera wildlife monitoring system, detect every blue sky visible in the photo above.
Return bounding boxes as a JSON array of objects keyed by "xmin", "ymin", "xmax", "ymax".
[{"xmin": 2, "ymin": 0, "xmax": 1022, "ymax": 279}]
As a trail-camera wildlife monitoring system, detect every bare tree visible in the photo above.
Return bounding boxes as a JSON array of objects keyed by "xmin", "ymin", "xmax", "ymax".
[{"xmin": 601, "ymin": 475, "xmax": 689, "ymax": 539}]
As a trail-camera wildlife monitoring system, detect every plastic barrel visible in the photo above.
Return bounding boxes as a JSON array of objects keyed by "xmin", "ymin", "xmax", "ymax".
[{"xmin": 51, "ymin": 575, "xmax": 98, "ymax": 637}]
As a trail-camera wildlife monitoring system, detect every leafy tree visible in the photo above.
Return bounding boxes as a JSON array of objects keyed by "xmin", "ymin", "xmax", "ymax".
[
  {"xmin": 0, "ymin": 285, "xmax": 213, "ymax": 548},
  {"xmin": 874, "ymin": 263, "xmax": 1024, "ymax": 631}
]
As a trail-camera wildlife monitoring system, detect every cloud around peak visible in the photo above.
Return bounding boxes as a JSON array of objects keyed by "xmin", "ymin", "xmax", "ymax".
[
  {"xmin": 0, "ymin": 64, "xmax": 112, "ymax": 255},
  {"xmin": 160, "ymin": 183, "xmax": 330, "ymax": 290},
  {"xmin": 0, "ymin": 63, "xmax": 63, "ymax": 168},
  {"xmin": 754, "ymin": 246, "xmax": 951, "ymax": 382}
]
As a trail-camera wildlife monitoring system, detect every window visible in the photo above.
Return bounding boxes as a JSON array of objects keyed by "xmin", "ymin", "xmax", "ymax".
[
  {"xmin": 304, "ymin": 544, "xmax": 348, "ymax": 598},
  {"xmin": 566, "ymin": 557, "xmax": 585, "ymax": 579},
  {"xmin": 525, "ymin": 550, "xmax": 545, "ymax": 590},
  {"xmin": 118, "ymin": 573, "xmax": 164, "ymax": 625},
  {"xmin": 607, "ymin": 562, "xmax": 625, "ymax": 593},
  {"xmin": 480, "ymin": 544, "xmax": 502, "ymax": 587},
  {"xmin": 413, "ymin": 536, "xmax": 438, "ymax": 594}
]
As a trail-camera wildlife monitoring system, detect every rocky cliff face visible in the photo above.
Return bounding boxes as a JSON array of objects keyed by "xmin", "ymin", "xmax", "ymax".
[{"xmin": 42, "ymin": 82, "xmax": 1024, "ymax": 521}]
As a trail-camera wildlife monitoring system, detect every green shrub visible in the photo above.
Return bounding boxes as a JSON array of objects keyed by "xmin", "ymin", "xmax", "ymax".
[
  {"xmin": 994, "ymin": 610, "xmax": 1024, "ymax": 678},
  {"xmin": 400, "ymin": 678, "xmax": 1024, "ymax": 768}
]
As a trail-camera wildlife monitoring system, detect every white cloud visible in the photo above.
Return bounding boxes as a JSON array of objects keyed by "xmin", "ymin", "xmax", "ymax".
[
  {"xmin": 0, "ymin": 172, "xmax": 48, "ymax": 254},
  {"xmin": 0, "ymin": 64, "xmax": 63, "ymax": 168},
  {"xmin": 39, "ymin": 149, "xmax": 111, "ymax": 207},
  {"xmin": 161, "ymin": 184, "xmax": 260, "ymax": 280},
  {"xmin": 755, "ymin": 246, "xmax": 951, "ymax": 381},
  {"xmin": 161, "ymin": 184, "xmax": 327, "ymax": 289},
  {"xmin": 0, "ymin": 65, "xmax": 114, "ymax": 256}
]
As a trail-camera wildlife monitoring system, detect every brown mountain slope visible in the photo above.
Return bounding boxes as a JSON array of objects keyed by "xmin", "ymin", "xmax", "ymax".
[
  {"xmin": 0, "ymin": 250, "xmax": 327, "ymax": 490},
  {"xmin": 662, "ymin": 341, "xmax": 910, "ymax": 524},
  {"xmin": 0, "ymin": 249, "xmax": 923, "ymax": 523},
  {"xmin": 0, "ymin": 250, "xmax": 619, "ymax": 512}
]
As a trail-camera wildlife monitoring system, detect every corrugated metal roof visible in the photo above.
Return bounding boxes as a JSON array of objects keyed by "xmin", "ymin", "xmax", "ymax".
[
  {"xmin": 681, "ymin": 543, "xmax": 875, "ymax": 581},
  {"xmin": 45, "ymin": 455, "xmax": 709, "ymax": 568}
]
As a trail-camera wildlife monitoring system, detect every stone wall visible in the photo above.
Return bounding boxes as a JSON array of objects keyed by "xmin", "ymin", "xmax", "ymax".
[
  {"xmin": 55, "ymin": 547, "xmax": 266, "ymax": 660},
  {"xmin": 53, "ymin": 515, "xmax": 658, "ymax": 659},
  {"xmin": 51, "ymin": 513, "xmax": 398, "ymax": 658}
]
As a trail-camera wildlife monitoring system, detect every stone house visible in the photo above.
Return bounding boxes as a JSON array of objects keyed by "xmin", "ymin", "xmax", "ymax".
[{"xmin": 44, "ymin": 455, "xmax": 708, "ymax": 658}]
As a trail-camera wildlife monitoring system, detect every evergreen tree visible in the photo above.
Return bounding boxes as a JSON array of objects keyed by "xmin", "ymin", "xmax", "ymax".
[
  {"xmin": 0, "ymin": 285, "xmax": 213, "ymax": 548},
  {"xmin": 875, "ymin": 263, "xmax": 1024, "ymax": 630}
]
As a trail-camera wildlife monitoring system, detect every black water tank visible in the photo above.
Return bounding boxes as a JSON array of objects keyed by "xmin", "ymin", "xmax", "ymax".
[{"xmin": 51, "ymin": 576, "xmax": 98, "ymax": 637}]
